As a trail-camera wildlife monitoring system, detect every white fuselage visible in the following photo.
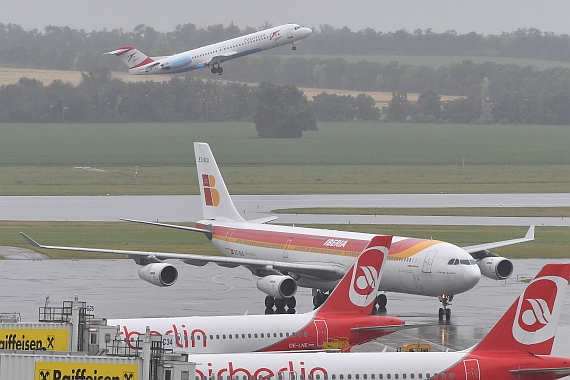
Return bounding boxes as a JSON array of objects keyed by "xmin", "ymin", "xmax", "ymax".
[
  {"xmin": 198, "ymin": 220, "xmax": 481, "ymax": 297},
  {"xmin": 190, "ymin": 350, "xmax": 469, "ymax": 380},
  {"xmin": 131, "ymin": 24, "xmax": 312, "ymax": 75}
]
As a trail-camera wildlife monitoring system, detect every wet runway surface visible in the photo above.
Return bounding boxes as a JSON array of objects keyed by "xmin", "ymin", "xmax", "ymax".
[
  {"xmin": 1, "ymin": 256, "xmax": 569, "ymax": 359},
  {"xmin": 1, "ymin": 193, "xmax": 570, "ymax": 226}
]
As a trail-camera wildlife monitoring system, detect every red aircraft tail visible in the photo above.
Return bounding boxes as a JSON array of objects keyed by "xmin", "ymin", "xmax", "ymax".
[
  {"xmin": 315, "ymin": 235, "xmax": 392, "ymax": 316},
  {"xmin": 472, "ymin": 263, "xmax": 570, "ymax": 356}
]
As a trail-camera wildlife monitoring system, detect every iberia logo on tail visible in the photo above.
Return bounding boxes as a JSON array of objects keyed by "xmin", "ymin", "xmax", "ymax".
[{"xmin": 202, "ymin": 174, "xmax": 220, "ymax": 206}]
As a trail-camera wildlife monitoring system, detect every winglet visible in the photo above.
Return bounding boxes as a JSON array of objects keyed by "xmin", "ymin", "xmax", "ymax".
[
  {"xmin": 316, "ymin": 235, "xmax": 391, "ymax": 316},
  {"xmin": 525, "ymin": 225, "xmax": 535, "ymax": 240},
  {"xmin": 20, "ymin": 232, "xmax": 42, "ymax": 248}
]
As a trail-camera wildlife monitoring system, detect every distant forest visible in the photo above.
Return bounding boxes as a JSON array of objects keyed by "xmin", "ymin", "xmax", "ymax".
[{"xmin": 3, "ymin": 23, "xmax": 570, "ymax": 125}]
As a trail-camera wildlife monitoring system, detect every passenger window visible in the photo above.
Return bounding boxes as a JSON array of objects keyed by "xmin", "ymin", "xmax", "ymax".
[
  {"xmin": 229, "ymin": 334, "xmax": 232, "ymax": 339},
  {"xmin": 449, "ymin": 375, "xmax": 454, "ymax": 379},
  {"xmin": 274, "ymin": 333, "xmax": 277, "ymax": 337},
  {"xmin": 248, "ymin": 334, "xmax": 252, "ymax": 338},
  {"xmin": 261, "ymin": 333, "xmax": 264, "ymax": 338},
  {"xmin": 197, "ymin": 335, "xmax": 201, "ymax": 340},
  {"xmin": 286, "ymin": 333, "xmax": 290, "ymax": 337},
  {"xmin": 280, "ymin": 333, "xmax": 284, "ymax": 337},
  {"xmin": 304, "ymin": 332, "xmax": 308, "ymax": 337},
  {"xmin": 348, "ymin": 375, "xmax": 351, "ymax": 380},
  {"xmin": 223, "ymin": 335, "xmax": 226, "ymax": 339},
  {"xmin": 254, "ymin": 334, "xmax": 258, "ymax": 338},
  {"xmin": 364, "ymin": 375, "xmax": 367, "ymax": 379},
  {"xmin": 209, "ymin": 335, "xmax": 213, "ymax": 340},
  {"xmin": 395, "ymin": 375, "xmax": 398, "ymax": 379},
  {"xmin": 387, "ymin": 376, "xmax": 391, "ymax": 380},
  {"xmin": 332, "ymin": 375, "xmax": 335, "ymax": 379},
  {"xmin": 216, "ymin": 335, "xmax": 220, "ymax": 339},
  {"xmin": 242, "ymin": 334, "xmax": 246, "ymax": 338}
]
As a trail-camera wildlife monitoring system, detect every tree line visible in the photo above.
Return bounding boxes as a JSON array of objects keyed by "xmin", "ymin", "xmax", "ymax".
[{"xmin": 0, "ymin": 70, "xmax": 378, "ymax": 134}]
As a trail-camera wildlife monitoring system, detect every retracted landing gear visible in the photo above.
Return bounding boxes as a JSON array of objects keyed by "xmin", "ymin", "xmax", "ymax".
[
  {"xmin": 438, "ymin": 295, "xmax": 453, "ymax": 322},
  {"xmin": 264, "ymin": 295, "xmax": 296, "ymax": 314},
  {"xmin": 210, "ymin": 64, "xmax": 223, "ymax": 75}
]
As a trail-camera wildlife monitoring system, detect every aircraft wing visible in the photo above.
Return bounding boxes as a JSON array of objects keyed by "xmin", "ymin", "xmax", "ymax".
[
  {"xmin": 207, "ymin": 53, "xmax": 238, "ymax": 65},
  {"xmin": 20, "ymin": 232, "xmax": 347, "ymax": 280},
  {"xmin": 461, "ymin": 225, "xmax": 534, "ymax": 254}
]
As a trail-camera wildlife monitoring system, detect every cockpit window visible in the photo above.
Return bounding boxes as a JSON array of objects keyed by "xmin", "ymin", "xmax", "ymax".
[
  {"xmin": 295, "ymin": 26, "xmax": 300, "ymax": 30},
  {"xmin": 447, "ymin": 259, "xmax": 460, "ymax": 265},
  {"xmin": 447, "ymin": 259, "xmax": 455, "ymax": 265}
]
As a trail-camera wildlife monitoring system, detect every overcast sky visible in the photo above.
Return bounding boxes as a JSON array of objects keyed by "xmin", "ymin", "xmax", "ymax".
[{"xmin": 2, "ymin": 0, "xmax": 570, "ymax": 36}]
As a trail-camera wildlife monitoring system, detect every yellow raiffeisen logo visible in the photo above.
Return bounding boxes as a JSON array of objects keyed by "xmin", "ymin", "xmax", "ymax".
[
  {"xmin": 0, "ymin": 329, "xmax": 68, "ymax": 351},
  {"xmin": 35, "ymin": 362, "xmax": 138, "ymax": 380},
  {"xmin": 202, "ymin": 174, "xmax": 220, "ymax": 206}
]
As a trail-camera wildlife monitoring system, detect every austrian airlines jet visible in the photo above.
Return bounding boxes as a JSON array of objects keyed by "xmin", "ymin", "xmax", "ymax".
[
  {"xmin": 108, "ymin": 236, "xmax": 407, "ymax": 354},
  {"xmin": 183, "ymin": 263, "xmax": 570, "ymax": 380},
  {"xmin": 104, "ymin": 24, "xmax": 312, "ymax": 76},
  {"xmin": 21, "ymin": 143, "xmax": 534, "ymax": 320}
]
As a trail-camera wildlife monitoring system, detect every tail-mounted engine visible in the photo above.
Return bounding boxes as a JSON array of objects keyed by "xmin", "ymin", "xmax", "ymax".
[
  {"xmin": 138, "ymin": 263, "xmax": 178, "ymax": 287},
  {"xmin": 256, "ymin": 275, "xmax": 297, "ymax": 299}
]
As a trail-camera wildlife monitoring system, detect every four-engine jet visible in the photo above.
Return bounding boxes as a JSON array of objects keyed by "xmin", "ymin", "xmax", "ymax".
[
  {"xmin": 21, "ymin": 142, "xmax": 535, "ymax": 320},
  {"xmin": 104, "ymin": 24, "xmax": 312, "ymax": 76}
]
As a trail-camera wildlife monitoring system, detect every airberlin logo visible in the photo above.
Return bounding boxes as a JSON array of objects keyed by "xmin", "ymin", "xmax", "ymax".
[
  {"xmin": 512, "ymin": 276, "xmax": 566, "ymax": 345},
  {"xmin": 202, "ymin": 174, "xmax": 220, "ymax": 206},
  {"xmin": 348, "ymin": 247, "xmax": 383, "ymax": 306}
]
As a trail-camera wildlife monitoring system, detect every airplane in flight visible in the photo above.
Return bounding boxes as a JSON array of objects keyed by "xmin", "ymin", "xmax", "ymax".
[
  {"xmin": 21, "ymin": 142, "xmax": 535, "ymax": 321},
  {"xmin": 107, "ymin": 235, "xmax": 408, "ymax": 353},
  {"xmin": 181, "ymin": 263, "xmax": 570, "ymax": 380},
  {"xmin": 104, "ymin": 24, "xmax": 312, "ymax": 76}
]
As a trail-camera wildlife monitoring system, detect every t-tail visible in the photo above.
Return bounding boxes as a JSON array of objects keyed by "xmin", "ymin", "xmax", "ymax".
[
  {"xmin": 316, "ymin": 235, "xmax": 392, "ymax": 316},
  {"xmin": 471, "ymin": 263, "xmax": 570, "ymax": 356},
  {"xmin": 103, "ymin": 46, "xmax": 155, "ymax": 70},
  {"xmin": 194, "ymin": 142, "xmax": 245, "ymax": 222}
]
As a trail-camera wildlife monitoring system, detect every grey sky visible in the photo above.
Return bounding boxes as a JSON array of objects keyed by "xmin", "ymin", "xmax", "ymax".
[{"xmin": 2, "ymin": 0, "xmax": 570, "ymax": 35}]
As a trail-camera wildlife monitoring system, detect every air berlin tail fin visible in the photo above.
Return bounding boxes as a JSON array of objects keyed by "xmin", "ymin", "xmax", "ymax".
[
  {"xmin": 472, "ymin": 263, "xmax": 570, "ymax": 356},
  {"xmin": 194, "ymin": 142, "xmax": 245, "ymax": 222},
  {"xmin": 316, "ymin": 235, "xmax": 391, "ymax": 316},
  {"xmin": 103, "ymin": 46, "xmax": 154, "ymax": 69}
]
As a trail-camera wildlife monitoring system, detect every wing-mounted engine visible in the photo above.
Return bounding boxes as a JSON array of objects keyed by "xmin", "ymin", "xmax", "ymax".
[
  {"xmin": 473, "ymin": 250, "xmax": 513, "ymax": 280},
  {"xmin": 138, "ymin": 263, "xmax": 178, "ymax": 287},
  {"xmin": 256, "ymin": 275, "xmax": 297, "ymax": 299}
]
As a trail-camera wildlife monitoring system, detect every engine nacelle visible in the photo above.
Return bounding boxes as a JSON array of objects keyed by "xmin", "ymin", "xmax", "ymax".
[
  {"xmin": 477, "ymin": 256, "xmax": 513, "ymax": 280},
  {"xmin": 160, "ymin": 55, "xmax": 191, "ymax": 70},
  {"xmin": 256, "ymin": 275, "xmax": 297, "ymax": 299},
  {"xmin": 138, "ymin": 263, "xmax": 178, "ymax": 287}
]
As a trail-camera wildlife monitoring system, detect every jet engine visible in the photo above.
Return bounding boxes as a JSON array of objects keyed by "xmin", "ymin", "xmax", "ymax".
[
  {"xmin": 477, "ymin": 255, "xmax": 513, "ymax": 280},
  {"xmin": 138, "ymin": 263, "xmax": 178, "ymax": 287},
  {"xmin": 160, "ymin": 55, "xmax": 192, "ymax": 70},
  {"xmin": 256, "ymin": 275, "xmax": 297, "ymax": 299}
]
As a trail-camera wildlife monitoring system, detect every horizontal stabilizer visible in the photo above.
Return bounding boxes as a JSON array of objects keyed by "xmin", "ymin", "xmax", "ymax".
[
  {"xmin": 103, "ymin": 47, "xmax": 132, "ymax": 56},
  {"xmin": 119, "ymin": 218, "xmax": 212, "ymax": 236},
  {"xmin": 247, "ymin": 216, "xmax": 278, "ymax": 224},
  {"xmin": 351, "ymin": 324, "xmax": 425, "ymax": 333},
  {"xmin": 510, "ymin": 367, "xmax": 570, "ymax": 375}
]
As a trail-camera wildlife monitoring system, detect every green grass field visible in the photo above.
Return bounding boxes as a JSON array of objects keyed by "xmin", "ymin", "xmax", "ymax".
[
  {"xmin": 295, "ymin": 55, "xmax": 570, "ymax": 70},
  {"xmin": 4, "ymin": 222, "xmax": 567, "ymax": 260},
  {"xmin": 2, "ymin": 122, "xmax": 570, "ymax": 195}
]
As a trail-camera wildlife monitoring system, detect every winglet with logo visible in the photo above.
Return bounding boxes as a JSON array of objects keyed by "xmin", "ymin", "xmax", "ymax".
[
  {"xmin": 472, "ymin": 263, "xmax": 570, "ymax": 356},
  {"xmin": 315, "ymin": 235, "xmax": 392, "ymax": 316}
]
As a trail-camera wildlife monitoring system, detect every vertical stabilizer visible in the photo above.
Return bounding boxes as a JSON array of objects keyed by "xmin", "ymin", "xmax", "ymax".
[
  {"xmin": 103, "ymin": 46, "xmax": 154, "ymax": 69},
  {"xmin": 472, "ymin": 263, "xmax": 570, "ymax": 356},
  {"xmin": 316, "ymin": 235, "xmax": 391, "ymax": 316},
  {"xmin": 194, "ymin": 142, "xmax": 245, "ymax": 222}
]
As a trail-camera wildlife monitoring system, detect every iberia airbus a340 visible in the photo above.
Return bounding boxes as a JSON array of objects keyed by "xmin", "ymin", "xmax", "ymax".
[
  {"xmin": 104, "ymin": 24, "xmax": 312, "ymax": 76},
  {"xmin": 21, "ymin": 143, "xmax": 535, "ymax": 320},
  {"xmin": 108, "ymin": 236, "xmax": 407, "ymax": 354}
]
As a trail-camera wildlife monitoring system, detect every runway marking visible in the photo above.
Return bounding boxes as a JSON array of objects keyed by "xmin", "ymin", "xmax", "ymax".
[{"xmin": 211, "ymin": 273, "xmax": 234, "ymax": 293}]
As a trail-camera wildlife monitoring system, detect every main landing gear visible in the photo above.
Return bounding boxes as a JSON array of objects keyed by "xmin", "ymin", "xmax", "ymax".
[
  {"xmin": 312, "ymin": 290, "xmax": 388, "ymax": 315},
  {"xmin": 265, "ymin": 295, "xmax": 296, "ymax": 314},
  {"xmin": 438, "ymin": 295, "xmax": 453, "ymax": 322},
  {"xmin": 210, "ymin": 64, "xmax": 223, "ymax": 75},
  {"xmin": 292, "ymin": 43, "xmax": 297, "ymax": 50}
]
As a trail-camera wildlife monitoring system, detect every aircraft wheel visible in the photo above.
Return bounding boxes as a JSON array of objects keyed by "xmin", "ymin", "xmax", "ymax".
[
  {"xmin": 286, "ymin": 297, "xmax": 297, "ymax": 309},
  {"xmin": 275, "ymin": 298, "xmax": 286, "ymax": 309},
  {"xmin": 287, "ymin": 308, "xmax": 296, "ymax": 314},
  {"xmin": 211, "ymin": 67, "xmax": 217, "ymax": 74},
  {"xmin": 445, "ymin": 308, "xmax": 451, "ymax": 321},
  {"xmin": 438, "ymin": 308, "xmax": 445, "ymax": 321},
  {"xmin": 217, "ymin": 67, "xmax": 223, "ymax": 75},
  {"xmin": 275, "ymin": 307, "xmax": 286, "ymax": 314},
  {"xmin": 292, "ymin": 45, "xmax": 297, "ymax": 50},
  {"xmin": 264, "ymin": 307, "xmax": 274, "ymax": 315},
  {"xmin": 265, "ymin": 295, "xmax": 275, "ymax": 308},
  {"xmin": 376, "ymin": 294, "xmax": 387, "ymax": 308}
]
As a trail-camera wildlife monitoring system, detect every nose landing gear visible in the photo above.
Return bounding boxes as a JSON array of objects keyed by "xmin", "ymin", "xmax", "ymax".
[{"xmin": 438, "ymin": 295, "xmax": 453, "ymax": 322}]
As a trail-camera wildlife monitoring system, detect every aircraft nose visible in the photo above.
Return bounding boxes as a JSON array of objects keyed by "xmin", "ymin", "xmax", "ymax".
[
  {"xmin": 463, "ymin": 264, "xmax": 481, "ymax": 289},
  {"xmin": 301, "ymin": 27, "xmax": 313, "ymax": 38}
]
